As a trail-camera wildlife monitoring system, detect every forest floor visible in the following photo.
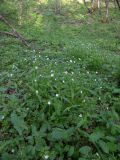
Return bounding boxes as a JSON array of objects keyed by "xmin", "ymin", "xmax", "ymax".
[{"xmin": 0, "ymin": 3, "xmax": 120, "ymax": 160}]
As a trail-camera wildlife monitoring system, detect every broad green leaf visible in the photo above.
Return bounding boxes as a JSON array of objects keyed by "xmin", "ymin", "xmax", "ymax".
[
  {"xmin": 79, "ymin": 146, "xmax": 91, "ymax": 155},
  {"xmin": 51, "ymin": 128, "xmax": 68, "ymax": 140},
  {"xmin": 51, "ymin": 127, "xmax": 74, "ymax": 141},
  {"xmin": 98, "ymin": 140, "xmax": 109, "ymax": 154},
  {"xmin": 11, "ymin": 112, "xmax": 27, "ymax": 135},
  {"xmin": 68, "ymin": 146, "xmax": 74, "ymax": 156},
  {"xmin": 89, "ymin": 131, "xmax": 104, "ymax": 143},
  {"xmin": 107, "ymin": 142, "xmax": 117, "ymax": 152}
]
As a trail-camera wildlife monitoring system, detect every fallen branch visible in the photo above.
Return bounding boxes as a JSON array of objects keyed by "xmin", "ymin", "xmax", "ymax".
[
  {"xmin": 0, "ymin": 15, "xmax": 30, "ymax": 47},
  {"xmin": 0, "ymin": 31, "xmax": 18, "ymax": 38}
]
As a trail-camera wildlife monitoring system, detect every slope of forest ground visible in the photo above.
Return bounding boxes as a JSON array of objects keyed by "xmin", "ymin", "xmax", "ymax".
[{"xmin": 0, "ymin": 2, "xmax": 120, "ymax": 160}]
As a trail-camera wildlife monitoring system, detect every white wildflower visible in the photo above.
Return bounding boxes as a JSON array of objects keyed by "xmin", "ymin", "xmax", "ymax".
[
  {"xmin": 70, "ymin": 60, "xmax": 72, "ymax": 63},
  {"xmin": 83, "ymin": 99, "xmax": 86, "ymax": 103},
  {"xmin": 44, "ymin": 155, "xmax": 49, "ymax": 159},
  {"xmin": 47, "ymin": 58, "xmax": 49, "ymax": 60},
  {"xmin": 11, "ymin": 149, "xmax": 15, "ymax": 153},
  {"xmin": 79, "ymin": 114, "xmax": 83, "ymax": 118},
  {"xmin": 72, "ymin": 78, "xmax": 74, "ymax": 81},
  {"xmin": 96, "ymin": 71, "xmax": 98, "ymax": 74},
  {"xmin": 99, "ymin": 97, "xmax": 101, "ymax": 100},
  {"xmin": 74, "ymin": 61, "xmax": 75, "ymax": 63},
  {"xmin": 80, "ymin": 90, "xmax": 83, "ymax": 94},
  {"xmin": 94, "ymin": 79, "xmax": 97, "ymax": 82},
  {"xmin": 71, "ymin": 72, "xmax": 74, "ymax": 75},
  {"xmin": 34, "ymin": 79, "xmax": 37, "ymax": 82},
  {"xmin": 35, "ymin": 66, "xmax": 38, "ymax": 70},
  {"xmin": 64, "ymin": 71, "xmax": 68, "ymax": 74},
  {"xmin": 1, "ymin": 115, "xmax": 5, "ymax": 120},
  {"xmin": 87, "ymin": 71, "xmax": 89, "ymax": 74},
  {"xmin": 10, "ymin": 73, "xmax": 13, "ymax": 77},
  {"xmin": 36, "ymin": 90, "xmax": 39, "ymax": 94},
  {"xmin": 62, "ymin": 80, "xmax": 65, "ymax": 83},
  {"xmin": 56, "ymin": 94, "xmax": 59, "ymax": 97},
  {"xmin": 48, "ymin": 101, "xmax": 51, "ymax": 105},
  {"xmin": 51, "ymin": 73, "xmax": 54, "ymax": 77},
  {"xmin": 96, "ymin": 153, "xmax": 99, "ymax": 156}
]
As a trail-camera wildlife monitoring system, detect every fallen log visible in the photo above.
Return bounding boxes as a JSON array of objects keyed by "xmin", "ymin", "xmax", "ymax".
[{"xmin": 0, "ymin": 15, "xmax": 30, "ymax": 47}]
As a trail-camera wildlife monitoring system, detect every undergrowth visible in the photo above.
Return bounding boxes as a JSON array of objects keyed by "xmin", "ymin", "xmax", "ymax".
[{"xmin": 0, "ymin": 2, "xmax": 120, "ymax": 160}]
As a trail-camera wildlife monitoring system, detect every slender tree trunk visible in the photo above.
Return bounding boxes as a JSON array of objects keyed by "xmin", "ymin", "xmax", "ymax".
[
  {"xmin": 55, "ymin": 0, "xmax": 62, "ymax": 14},
  {"xmin": 105, "ymin": 0, "xmax": 109, "ymax": 21}
]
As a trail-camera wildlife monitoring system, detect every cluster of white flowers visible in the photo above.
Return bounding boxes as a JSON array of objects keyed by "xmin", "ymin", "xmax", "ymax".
[{"xmin": 34, "ymin": 79, "xmax": 37, "ymax": 82}]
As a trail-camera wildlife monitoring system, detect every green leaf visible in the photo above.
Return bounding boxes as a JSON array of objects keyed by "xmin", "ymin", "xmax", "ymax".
[
  {"xmin": 51, "ymin": 128, "xmax": 68, "ymax": 140},
  {"xmin": 79, "ymin": 146, "xmax": 91, "ymax": 155},
  {"xmin": 68, "ymin": 146, "xmax": 74, "ymax": 156},
  {"xmin": 89, "ymin": 131, "xmax": 104, "ymax": 143},
  {"xmin": 51, "ymin": 127, "xmax": 74, "ymax": 141},
  {"xmin": 98, "ymin": 140, "xmax": 109, "ymax": 154},
  {"xmin": 11, "ymin": 112, "xmax": 27, "ymax": 135}
]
